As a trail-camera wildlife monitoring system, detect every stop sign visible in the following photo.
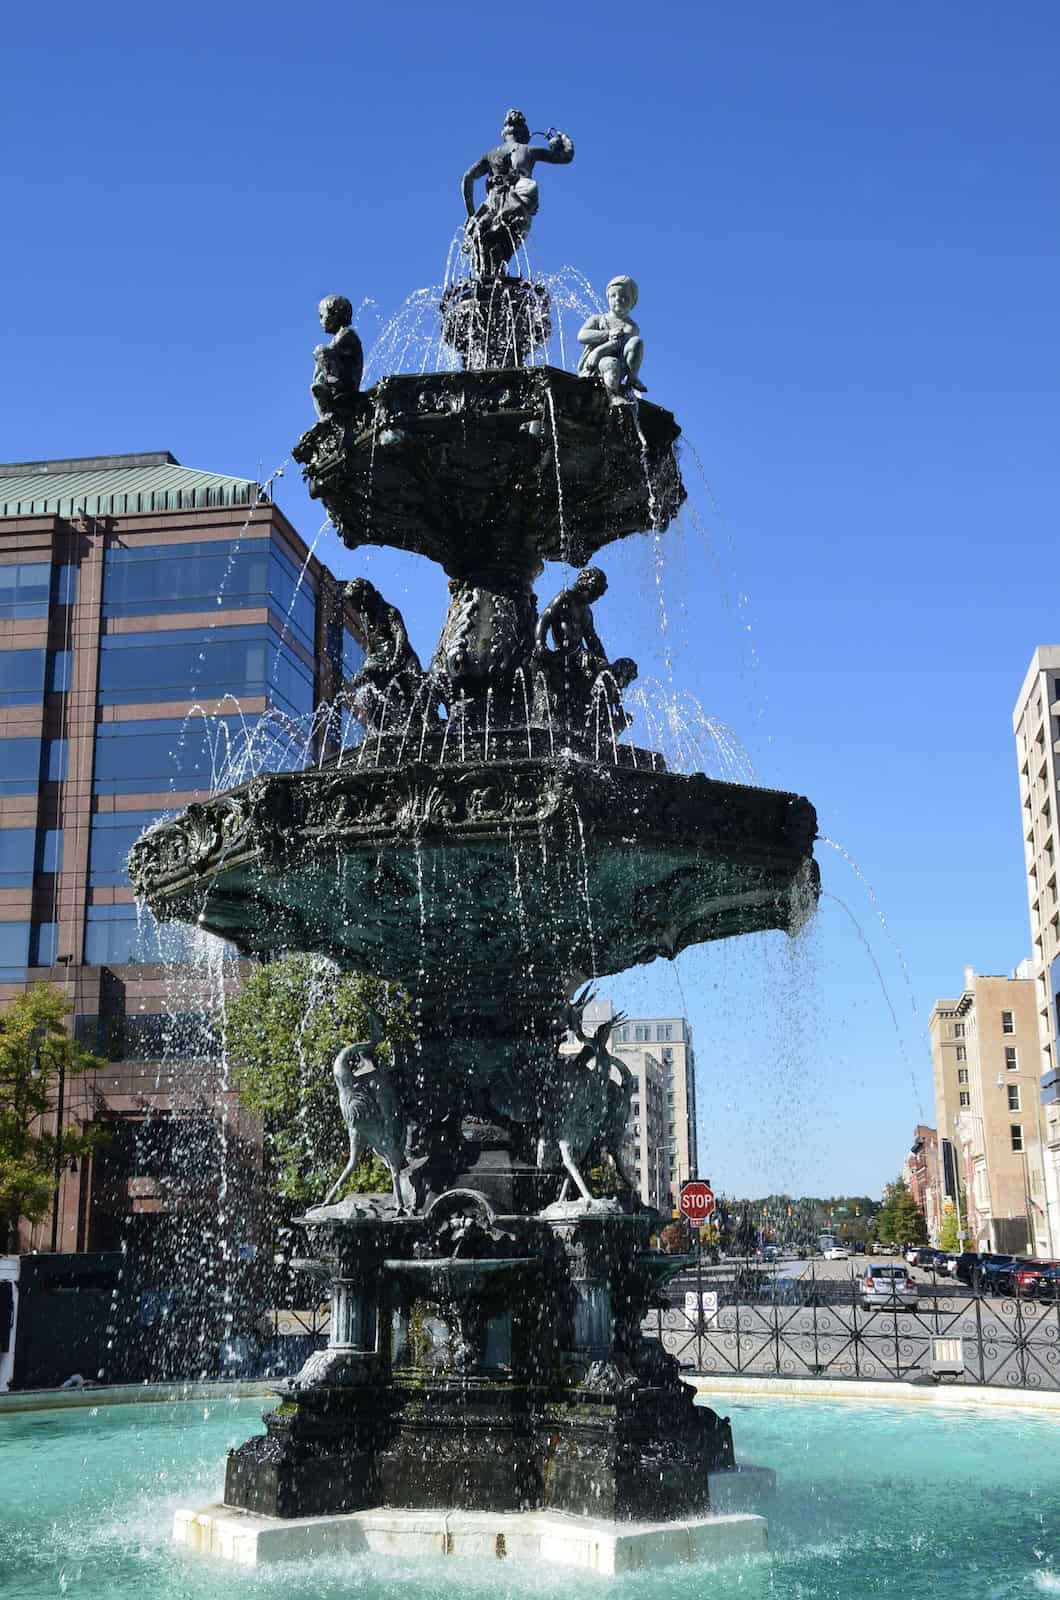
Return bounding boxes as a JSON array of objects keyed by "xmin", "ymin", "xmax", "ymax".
[{"xmin": 679, "ymin": 1181, "xmax": 716, "ymax": 1222}]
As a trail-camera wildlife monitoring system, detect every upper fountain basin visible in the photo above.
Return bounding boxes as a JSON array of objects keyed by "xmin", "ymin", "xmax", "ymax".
[
  {"xmin": 128, "ymin": 750, "xmax": 818, "ymax": 1020},
  {"xmin": 292, "ymin": 366, "xmax": 685, "ymax": 581}
]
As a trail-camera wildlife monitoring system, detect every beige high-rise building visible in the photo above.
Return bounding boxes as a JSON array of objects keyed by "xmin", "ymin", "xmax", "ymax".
[
  {"xmin": 929, "ymin": 968, "xmax": 1050, "ymax": 1255},
  {"xmin": 610, "ymin": 1013, "xmax": 698, "ymax": 1210},
  {"xmin": 1013, "ymin": 648, "xmax": 1060, "ymax": 1252},
  {"xmin": 569, "ymin": 999, "xmax": 698, "ymax": 1212}
]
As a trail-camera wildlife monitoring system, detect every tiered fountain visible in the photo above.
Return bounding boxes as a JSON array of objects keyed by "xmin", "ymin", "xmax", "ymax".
[{"xmin": 130, "ymin": 111, "xmax": 818, "ymax": 1572}]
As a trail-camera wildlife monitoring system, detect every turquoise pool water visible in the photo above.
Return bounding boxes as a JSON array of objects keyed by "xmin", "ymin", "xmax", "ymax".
[{"xmin": 0, "ymin": 1393, "xmax": 1058, "ymax": 1598}]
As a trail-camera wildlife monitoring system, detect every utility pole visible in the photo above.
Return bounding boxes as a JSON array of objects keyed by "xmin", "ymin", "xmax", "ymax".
[{"xmin": 49, "ymin": 1050, "xmax": 66, "ymax": 1254}]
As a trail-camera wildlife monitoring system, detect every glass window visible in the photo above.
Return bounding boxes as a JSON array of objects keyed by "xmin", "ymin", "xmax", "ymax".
[
  {"xmin": 342, "ymin": 626, "xmax": 361, "ymax": 680},
  {"xmin": 1005, "ymin": 1046, "xmax": 1018, "ymax": 1070},
  {"xmin": 30, "ymin": 921, "xmax": 58, "ymax": 966},
  {"xmin": 52, "ymin": 563, "xmax": 78, "ymax": 607},
  {"xmin": 956, "ymin": 1045, "xmax": 966, "ymax": 1061},
  {"xmin": 0, "ymin": 562, "xmax": 51, "ymax": 619},
  {"xmin": 37, "ymin": 829, "xmax": 62, "ymax": 874},
  {"xmin": 84, "ymin": 904, "xmax": 235, "ymax": 966},
  {"xmin": 45, "ymin": 649, "xmax": 72, "ymax": 693},
  {"xmin": 954, "ymin": 1023, "xmax": 965, "ymax": 1037},
  {"xmin": 957, "ymin": 1068, "xmax": 969, "ymax": 1084},
  {"xmin": 0, "ymin": 738, "xmax": 42, "ymax": 795},
  {"xmin": 89, "ymin": 810, "xmax": 172, "ymax": 885},
  {"xmin": 42, "ymin": 739, "xmax": 67, "ymax": 781},
  {"xmin": 97, "ymin": 625, "xmax": 315, "ymax": 717},
  {"xmin": 959, "ymin": 1091, "xmax": 970, "ymax": 1107},
  {"xmin": 75, "ymin": 1010, "xmax": 217, "ymax": 1062},
  {"xmin": 1001, "ymin": 1010, "xmax": 1014, "ymax": 1034},
  {"xmin": 0, "ymin": 830, "xmax": 36, "ymax": 887},
  {"xmin": 0, "ymin": 648, "xmax": 46, "ymax": 706},
  {"xmin": 0, "ymin": 920, "xmax": 30, "ymax": 980},
  {"xmin": 94, "ymin": 716, "xmax": 250, "ymax": 795},
  {"xmin": 269, "ymin": 547, "xmax": 317, "ymax": 651},
  {"xmin": 103, "ymin": 538, "xmax": 271, "ymax": 619},
  {"xmin": 1007, "ymin": 1084, "xmax": 1021, "ymax": 1111},
  {"xmin": 1011, "ymin": 1124, "xmax": 1024, "ymax": 1153}
]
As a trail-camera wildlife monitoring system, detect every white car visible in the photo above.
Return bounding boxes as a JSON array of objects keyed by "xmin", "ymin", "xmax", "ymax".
[{"xmin": 823, "ymin": 1246, "xmax": 850, "ymax": 1261}]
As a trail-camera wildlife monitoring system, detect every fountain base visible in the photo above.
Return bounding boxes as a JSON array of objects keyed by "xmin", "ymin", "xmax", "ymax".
[{"xmin": 174, "ymin": 1491, "xmax": 770, "ymax": 1571}]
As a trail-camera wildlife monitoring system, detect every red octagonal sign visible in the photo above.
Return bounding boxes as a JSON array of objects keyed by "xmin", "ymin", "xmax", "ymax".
[{"xmin": 679, "ymin": 1181, "xmax": 716, "ymax": 1222}]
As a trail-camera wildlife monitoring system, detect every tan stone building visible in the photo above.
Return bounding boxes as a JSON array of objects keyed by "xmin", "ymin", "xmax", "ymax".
[
  {"xmin": 929, "ymin": 968, "xmax": 1050, "ymax": 1255},
  {"xmin": 1013, "ymin": 648, "xmax": 1060, "ymax": 1253}
]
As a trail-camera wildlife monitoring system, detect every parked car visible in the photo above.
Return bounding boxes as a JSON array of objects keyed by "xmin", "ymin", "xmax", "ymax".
[
  {"xmin": 823, "ymin": 1246, "xmax": 850, "ymax": 1261},
  {"xmin": 1035, "ymin": 1265, "xmax": 1060, "ymax": 1301},
  {"xmin": 1013, "ymin": 1261, "xmax": 1060, "ymax": 1297},
  {"xmin": 934, "ymin": 1253, "xmax": 960, "ymax": 1277},
  {"xmin": 859, "ymin": 1265, "xmax": 919, "ymax": 1312},
  {"xmin": 954, "ymin": 1252, "xmax": 981, "ymax": 1286},
  {"xmin": 974, "ymin": 1255, "xmax": 1018, "ymax": 1293}
]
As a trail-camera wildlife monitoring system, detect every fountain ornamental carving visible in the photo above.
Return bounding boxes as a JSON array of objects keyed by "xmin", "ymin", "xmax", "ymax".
[{"xmin": 130, "ymin": 109, "xmax": 818, "ymax": 1536}]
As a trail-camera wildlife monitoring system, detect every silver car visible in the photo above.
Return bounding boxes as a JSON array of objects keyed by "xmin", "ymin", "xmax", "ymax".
[{"xmin": 859, "ymin": 1265, "xmax": 919, "ymax": 1311}]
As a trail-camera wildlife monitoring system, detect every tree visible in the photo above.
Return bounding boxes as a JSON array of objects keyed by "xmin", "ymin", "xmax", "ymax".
[
  {"xmin": 0, "ymin": 986, "xmax": 104, "ymax": 1251},
  {"xmin": 223, "ymin": 955, "xmax": 415, "ymax": 1206},
  {"xmin": 939, "ymin": 1209, "xmax": 960, "ymax": 1251},
  {"xmin": 872, "ymin": 1176, "xmax": 927, "ymax": 1248}
]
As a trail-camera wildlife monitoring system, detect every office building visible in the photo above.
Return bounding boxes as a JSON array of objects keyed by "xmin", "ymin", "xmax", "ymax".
[
  {"xmin": 1013, "ymin": 649, "xmax": 1060, "ymax": 1251},
  {"xmin": 609, "ymin": 1013, "xmax": 699, "ymax": 1208},
  {"xmin": 0, "ymin": 451, "xmax": 362, "ymax": 1253},
  {"xmin": 929, "ymin": 967, "xmax": 1050, "ymax": 1255}
]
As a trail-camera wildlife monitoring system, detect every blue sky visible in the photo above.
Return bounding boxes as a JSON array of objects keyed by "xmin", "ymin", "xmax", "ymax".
[{"xmin": 3, "ymin": 2, "xmax": 1058, "ymax": 1197}]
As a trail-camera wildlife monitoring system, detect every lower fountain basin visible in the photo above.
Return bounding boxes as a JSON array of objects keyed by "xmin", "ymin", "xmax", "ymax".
[
  {"xmin": 128, "ymin": 750, "xmax": 818, "ymax": 1015},
  {"xmin": 7, "ymin": 1390, "xmax": 1060, "ymax": 1589}
]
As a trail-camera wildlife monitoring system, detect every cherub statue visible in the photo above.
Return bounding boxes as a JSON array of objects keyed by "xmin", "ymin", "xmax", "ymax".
[
  {"xmin": 534, "ymin": 565, "xmax": 608, "ymax": 670},
  {"xmin": 531, "ymin": 567, "xmax": 636, "ymax": 734},
  {"xmin": 342, "ymin": 576, "xmax": 432, "ymax": 733},
  {"xmin": 461, "ymin": 109, "xmax": 574, "ymax": 278},
  {"xmin": 311, "ymin": 294, "xmax": 364, "ymax": 420},
  {"xmin": 577, "ymin": 276, "xmax": 646, "ymax": 399}
]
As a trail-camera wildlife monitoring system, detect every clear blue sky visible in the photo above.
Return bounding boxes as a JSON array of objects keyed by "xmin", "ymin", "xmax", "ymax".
[{"xmin": 3, "ymin": 2, "xmax": 1058, "ymax": 1198}]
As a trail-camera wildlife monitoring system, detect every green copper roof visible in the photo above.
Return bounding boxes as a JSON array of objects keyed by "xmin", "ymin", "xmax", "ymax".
[{"xmin": 0, "ymin": 451, "xmax": 264, "ymax": 519}]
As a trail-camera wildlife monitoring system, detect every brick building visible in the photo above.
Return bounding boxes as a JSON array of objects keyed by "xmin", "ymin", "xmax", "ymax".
[{"xmin": 0, "ymin": 451, "xmax": 362, "ymax": 1256}]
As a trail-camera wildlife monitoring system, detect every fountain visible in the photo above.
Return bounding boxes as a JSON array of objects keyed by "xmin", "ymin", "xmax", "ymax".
[{"xmin": 129, "ymin": 110, "xmax": 818, "ymax": 1571}]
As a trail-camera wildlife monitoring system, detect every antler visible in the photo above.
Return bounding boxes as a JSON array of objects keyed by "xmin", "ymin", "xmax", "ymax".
[{"xmin": 565, "ymin": 983, "xmax": 597, "ymax": 1043}]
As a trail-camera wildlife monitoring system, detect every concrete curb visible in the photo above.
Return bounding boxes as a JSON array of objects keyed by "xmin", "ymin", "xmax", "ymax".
[
  {"xmin": 0, "ymin": 1379, "xmax": 276, "ymax": 1415},
  {"xmin": 689, "ymin": 1375, "xmax": 1060, "ymax": 1415}
]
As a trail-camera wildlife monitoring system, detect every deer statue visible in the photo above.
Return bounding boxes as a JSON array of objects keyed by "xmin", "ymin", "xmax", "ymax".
[
  {"xmin": 322, "ymin": 1012, "xmax": 407, "ymax": 1211},
  {"xmin": 490, "ymin": 986, "xmax": 633, "ymax": 1204}
]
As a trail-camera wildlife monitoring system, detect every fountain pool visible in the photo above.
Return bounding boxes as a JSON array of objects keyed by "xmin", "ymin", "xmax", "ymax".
[{"xmin": 2, "ymin": 1392, "xmax": 1057, "ymax": 1598}]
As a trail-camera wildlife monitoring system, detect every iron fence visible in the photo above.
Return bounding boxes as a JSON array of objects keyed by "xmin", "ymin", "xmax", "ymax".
[{"xmin": 647, "ymin": 1261, "xmax": 1060, "ymax": 1390}]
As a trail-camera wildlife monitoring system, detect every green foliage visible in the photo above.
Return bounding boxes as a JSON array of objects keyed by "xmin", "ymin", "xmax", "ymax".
[
  {"xmin": 871, "ymin": 1176, "xmax": 928, "ymax": 1248},
  {"xmin": 0, "ymin": 985, "xmax": 104, "ymax": 1247},
  {"xmin": 939, "ymin": 1210, "xmax": 960, "ymax": 1251},
  {"xmin": 222, "ymin": 955, "xmax": 415, "ymax": 1205}
]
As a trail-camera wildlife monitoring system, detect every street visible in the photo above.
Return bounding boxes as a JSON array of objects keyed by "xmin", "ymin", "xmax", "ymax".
[{"xmin": 647, "ymin": 1252, "xmax": 1060, "ymax": 1389}]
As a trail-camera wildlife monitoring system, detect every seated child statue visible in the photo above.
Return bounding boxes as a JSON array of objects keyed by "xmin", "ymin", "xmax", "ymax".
[{"xmin": 576, "ymin": 275, "xmax": 646, "ymax": 399}]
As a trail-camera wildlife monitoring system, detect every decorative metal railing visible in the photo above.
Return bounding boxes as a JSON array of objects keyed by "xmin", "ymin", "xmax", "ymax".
[{"xmin": 647, "ymin": 1263, "xmax": 1060, "ymax": 1390}]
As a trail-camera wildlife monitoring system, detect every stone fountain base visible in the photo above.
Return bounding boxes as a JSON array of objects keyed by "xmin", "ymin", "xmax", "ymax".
[{"xmin": 174, "ymin": 1477, "xmax": 772, "ymax": 1571}]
